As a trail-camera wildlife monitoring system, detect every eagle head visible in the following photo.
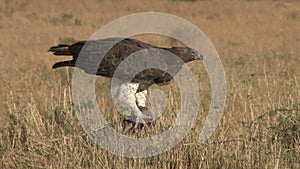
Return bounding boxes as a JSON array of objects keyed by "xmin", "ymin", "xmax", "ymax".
[{"xmin": 169, "ymin": 47, "xmax": 203, "ymax": 62}]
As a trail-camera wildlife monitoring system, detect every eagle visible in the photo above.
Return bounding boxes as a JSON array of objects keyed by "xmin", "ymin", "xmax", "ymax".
[{"xmin": 49, "ymin": 37, "xmax": 203, "ymax": 132}]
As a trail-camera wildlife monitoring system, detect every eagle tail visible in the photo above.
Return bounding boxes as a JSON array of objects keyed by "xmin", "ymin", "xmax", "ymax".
[
  {"xmin": 48, "ymin": 44, "xmax": 72, "ymax": 56},
  {"xmin": 52, "ymin": 60, "xmax": 75, "ymax": 69}
]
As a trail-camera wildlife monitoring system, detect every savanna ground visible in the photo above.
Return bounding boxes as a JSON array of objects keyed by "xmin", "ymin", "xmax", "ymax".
[{"xmin": 0, "ymin": 0, "xmax": 299, "ymax": 168}]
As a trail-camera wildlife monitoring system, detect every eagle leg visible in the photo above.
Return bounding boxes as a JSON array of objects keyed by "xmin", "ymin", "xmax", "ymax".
[
  {"xmin": 123, "ymin": 90, "xmax": 154, "ymax": 134},
  {"xmin": 136, "ymin": 90, "xmax": 154, "ymax": 126},
  {"xmin": 116, "ymin": 83, "xmax": 151, "ymax": 128},
  {"xmin": 122, "ymin": 106, "xmax": 154, "ymax": 134},
  {"xmin": 135, "ymin": 90, "xmax": 147, "ymax": 107}
]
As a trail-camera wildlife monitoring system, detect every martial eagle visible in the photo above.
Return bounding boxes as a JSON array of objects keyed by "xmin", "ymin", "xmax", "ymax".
[{"xmin": 49, "ymin": 37, "xmax": 203, "ymax": 132}]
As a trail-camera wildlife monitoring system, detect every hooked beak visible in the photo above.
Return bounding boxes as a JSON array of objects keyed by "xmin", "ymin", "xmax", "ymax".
[
  {"xmin": 197, "ymin": 52, "xmax": 204, "ymax": 60},
  {"xmin": 194, "ymin": 51, "xmax": 203, "ymax": 60}
]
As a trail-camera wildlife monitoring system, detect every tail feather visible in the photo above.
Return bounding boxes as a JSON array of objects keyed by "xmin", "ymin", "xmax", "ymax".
[
  {"xmin": 52, "ymin": 60, "xmax": 75, "ymax": 69},
  {"xmin": 48, "ymin": 44, "xmax": 72, "ymax": 56}
]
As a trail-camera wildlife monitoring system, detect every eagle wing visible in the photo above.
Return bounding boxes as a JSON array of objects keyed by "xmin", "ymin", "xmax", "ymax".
[{"xmin": 49, "ymin": 37, "xmax": 186, "ymax": 91}]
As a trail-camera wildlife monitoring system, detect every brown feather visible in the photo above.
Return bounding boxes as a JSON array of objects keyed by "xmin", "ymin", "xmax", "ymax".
[{"xmin": 49, "ymin": 37, "xmax": 203, "ymax": 91}]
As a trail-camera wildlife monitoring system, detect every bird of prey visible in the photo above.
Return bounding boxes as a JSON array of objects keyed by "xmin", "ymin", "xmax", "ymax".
[{"xmin": 49, "ymin": 37, "xmax": 203, "ymax": 132}]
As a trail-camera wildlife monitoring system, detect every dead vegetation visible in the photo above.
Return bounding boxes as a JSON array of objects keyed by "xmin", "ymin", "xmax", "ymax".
[{"xmin": 0, "ymin": 0, "xmax": 299, "ymax": 168}]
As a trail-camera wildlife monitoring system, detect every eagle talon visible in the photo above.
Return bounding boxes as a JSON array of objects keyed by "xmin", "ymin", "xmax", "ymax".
[
  {"xmin": 123, "ymin": 106, "xmax": 154, "ymax": 133},
  {"xmin": 133, "ymin": 113, "xmax": 152, "ymax": 128},
  {"xmin": 134, "ymin": 117, "xmax": 143, "ymax": 128}
]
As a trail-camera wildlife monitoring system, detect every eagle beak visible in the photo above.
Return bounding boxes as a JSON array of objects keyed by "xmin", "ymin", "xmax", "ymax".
[{"xmin": 196, "ymin": 52, "xmax": 204, "ymax": 60}]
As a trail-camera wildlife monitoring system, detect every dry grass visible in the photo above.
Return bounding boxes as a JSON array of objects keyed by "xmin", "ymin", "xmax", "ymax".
[{"xmin": 0, "ymin": 0, "xmax": 299, "ymax": 168}]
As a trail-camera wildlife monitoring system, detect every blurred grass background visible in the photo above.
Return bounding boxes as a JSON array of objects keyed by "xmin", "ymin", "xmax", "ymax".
[{"xmin": 0, "ymin": 0, "xmax": 299, "ymax": 168}]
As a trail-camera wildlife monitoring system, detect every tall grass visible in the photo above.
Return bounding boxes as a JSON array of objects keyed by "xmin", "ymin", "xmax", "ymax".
[{"xmin": 1, "ymin": 52, "xmax": 299, "ymax": 168}]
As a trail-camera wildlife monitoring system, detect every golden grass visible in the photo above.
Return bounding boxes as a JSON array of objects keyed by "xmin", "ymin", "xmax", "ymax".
[{"xmin": 1, "ymin": 0, "xmax": 299, "ymax": 168}]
